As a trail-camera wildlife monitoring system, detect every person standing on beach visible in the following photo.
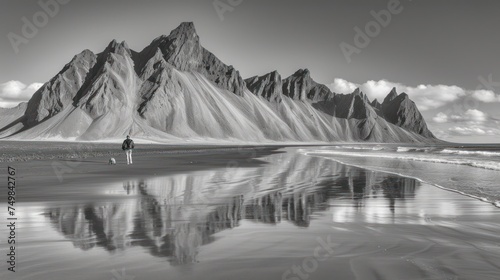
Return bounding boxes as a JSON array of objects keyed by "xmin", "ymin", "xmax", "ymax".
[{"xmin": 122, "ymin": 135, "xmax": 135, "ymax": 165}]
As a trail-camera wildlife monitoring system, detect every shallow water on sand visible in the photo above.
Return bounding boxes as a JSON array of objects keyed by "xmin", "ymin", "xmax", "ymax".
[
  {"xmin": 1, "ymin": 148, "xmax": 500, "ymax": 280},
  {"xmin": 303, "ymin": 144, "xmax": 500, "ymax": 207}
]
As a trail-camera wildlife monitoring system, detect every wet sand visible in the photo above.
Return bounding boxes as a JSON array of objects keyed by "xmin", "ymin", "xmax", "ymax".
[{"xmin": 0, "ymin": 146, "xmax": 499, "ymax": 280}]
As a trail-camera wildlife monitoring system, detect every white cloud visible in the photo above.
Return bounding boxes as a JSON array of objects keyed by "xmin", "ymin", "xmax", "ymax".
[
  {"xmin": 329, "ymin": 78, "xmax": 359, "ymax": 95},
  {"xmin": 432, "ymin": 109, "xmax": 488, "ymax": 124},
  {"xmin": 470, "ymin": 89, "xmax": 500, "ymax": 103},
  {"xmin": 448, "ymin": 126, "xmax": 495, "ymax": 136},
  {"xmin": 0, "ymin": 81, "xmax": 43, "ymax": 108},
  {"xmin": 452, "ymin": 109, "xmax": 487, "ymax": 122},
  {"xmin": 328, "ymin": 78, "xmax": 500, "ymax": 111},
  {"xmin": 433, "ymin": 112, "xmax": 448, "ymax": 123}
]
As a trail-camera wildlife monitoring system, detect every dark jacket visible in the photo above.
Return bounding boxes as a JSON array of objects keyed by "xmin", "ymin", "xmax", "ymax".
[{"xmin": 122, "ymin": 139, "xmax": 135, "ymax": 150}]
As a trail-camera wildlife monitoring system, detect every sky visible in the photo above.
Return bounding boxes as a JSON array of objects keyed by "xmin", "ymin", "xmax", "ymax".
[{"xmin": 1, "ymin": 0, "xmax": 499, "ymax": 143}]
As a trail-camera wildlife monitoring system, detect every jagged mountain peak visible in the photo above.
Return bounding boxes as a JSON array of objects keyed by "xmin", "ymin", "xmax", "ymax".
[
  {"xmin": 383, "ymin": 87, "xmax": 399, "ymax": 104},
  {"xmin": 101, "ymin": 39, "xmax": 132, "ymax": 59},
  {"xmin": 105, "ymin": 39, "xmax": 129, "ymax": 50},
  {"xmin": 60, "ymin": 49, "xmax": 97, "ymax": 75},
  {"xmin": 75, "ymin": 49, "xmax": 95, "ymax": 59},
  {"xmin": 164, "ymin": 22, "xmax": 200, "ymax": 53},
  {"xmin": 352, "ymin": 88, "xmax": 370, "ymax": 103},
  {"xmin": 328, "ymin": 88, "xmax": 375, "ymax": 120},
  {"xmin": 245, "ymin": 68, "xmax": 334, "ymax": 101},
  {"xmin": 296, "ymin": 68, "xmax": 310, "ymax": 75},
  {"xmin": 146, "ymin": 22, "xmax": 198, "ymax": 48},
  {"xmin": 169, "ymin": 22, "xmax": 198, "ymax": 38},
  {"xmin": 269, "ymin": 70, "xmax": 281, "ymax": 82},
  {"xmin": 265, "ymin": 70, "xmax": 282, "ymax": 79},
  {"xmin": 247, "ymin": 70, "xmax": 282, "ymax": 82},
  {"xmin": 351, "ymin": 87, "xmax": 362, "ymax": 97},
  {"xmin": 22, "ymin": 47, "xmax": 100, "ymax": 127},
  {"xmin": 371, "ymin": 98, "xmax": 382, "ymax": 110},
  {"xmin": 142, "ymin": 22, "xmax": 203, "ymax": 72},
  {"xmin": 245, "ymin": 71, "xmax": 283, "ymax": 102},
  {"xmin": 146, "ymin": 34, "xmax": 168, "ymax": 49},
  {"xmin": 381, "ymin": 89, "xmax": 434, "ymax": 138},
  {"xmin": 282, "ymin": 68, "xmax": 333, "ymax": 101},
  {"xmin": 398, "ymin": 92, "xmax": 409, "ymax": 99},
  {"xmin": 135, "ymin": 21, "xmax": 246, "ymax": 96},
  {"xmin": 251, "ymin": 70, "xmax": 282, "ymax": 83},
  {"xmin": 53, "ymin": 50, "xmax": 97, "ymax": 80},
  {"xmin": 289, "ymin": 68, "xmax": 311, "ymax": 80},
  {"xmin": 106, "ymin": 39, "xmax": 118, "ymax": 48}
]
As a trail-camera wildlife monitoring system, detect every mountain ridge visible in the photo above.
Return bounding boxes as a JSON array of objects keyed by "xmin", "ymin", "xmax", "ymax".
[{"xmin": 0, "ymin": 22, "xmax": 436, "ymax": 143}]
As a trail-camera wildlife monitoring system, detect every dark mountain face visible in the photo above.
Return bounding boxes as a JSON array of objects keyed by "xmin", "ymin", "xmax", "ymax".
[
  {"xmin": 381, "ymin": 90, "xmax": 435, "ymax": 138},
  {"xmin": 371, "ymin": 99, "xmax": 382, "ymax": 110},
  {"xmin": 245, "ymin": 71, "xmax": 283, "ymax": 103},
  {"xmin": 384, "ymin": 87, "xmax": 399, "ymax": 104},
  {"xmin": 282, "ymin": 69, "xmax": 334, "ymax": 102},
  {"xmin": 24, "ymin": 49, "xmax": 97, "ymax": 127},
  {"xmin": 331, "ymin": 91, "xmax": 377, "ymax": 120},
  {"xmin": 137, "ymin": 22, "xmax": 246, "ymax": 96},
  {"xmin": 1, "ymin": 22, "xmax": 437, "ymax": 143}
]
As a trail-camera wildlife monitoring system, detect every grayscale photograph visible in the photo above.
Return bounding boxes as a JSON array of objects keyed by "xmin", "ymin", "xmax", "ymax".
[{"xmin": 0, "ymin": 1, "xmax": 499, "ymax": 279}]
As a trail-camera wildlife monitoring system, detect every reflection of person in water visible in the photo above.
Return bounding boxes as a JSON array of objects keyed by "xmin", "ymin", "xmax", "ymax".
[{"xmin": 123, "ymin": 181, "xmax": 136, "ymax": 195}]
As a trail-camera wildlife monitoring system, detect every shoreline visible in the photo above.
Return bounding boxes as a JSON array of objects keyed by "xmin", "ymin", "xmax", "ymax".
[
  {"xmin": 306, "ymin": 151, "xmax": 500, "ymax": 209},
  {"xmin": 1, "ymin": 143, "xmax": 497, "ymax": 208},
  {"xmin": 2, "ymin": 142, "xmax": 499, "ymax": 208},
  {"xmin": 0, "ymin": 140, "xmax": 330, "ymax": 162},
  {"xmin": 1, "ymin": 139, "xmax": 487, "ymax": 163}
]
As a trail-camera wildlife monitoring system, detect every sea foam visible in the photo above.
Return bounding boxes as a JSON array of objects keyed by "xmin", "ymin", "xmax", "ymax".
[
  {"xmin": 440, "ymin": 149, "xmax": 500, "ymax": 157},
  {"xmin": 308, "ymin": 150, "xmax": 500, "ymax": 171}
]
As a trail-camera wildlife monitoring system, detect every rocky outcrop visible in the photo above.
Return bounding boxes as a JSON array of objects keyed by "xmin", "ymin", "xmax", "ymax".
[
  {"xmin": 383, "ymin": 87, "xmax": 399, "ymax": 104},
  {"xmin": 245, "ymin": 71, "xmax": 283, "ymax": 102},
  {"xmin": 282, "ymin": 69, "xmax": 334, "ymax": 101},
  {"xmin": 136, "ymin": 22, "xmax": 246, "ymax": 96},
  {"xmin": 161, "ymin": 22, "xmax": 204, "ymax": 71},
  {"xmin": 371, "ymin": 99, "xmax": 382, "ymax": 110},
  {"xmin": 201, "ymin": 49, "xmax": 246, "ymax": 96},
  {"xmin": 74, "ymin": 40, "xmax": 140, "ymax": 119},
  {"xmin": 331, "ymin": 89, "xmax": 377, "ymax": 119},
  {"xmin": 381, "ymin": 88, "xmax": 434, "ymax": 138},
  {"xmin": 24, "ymin": 49, "xmax": 97, "ymax": 126}
]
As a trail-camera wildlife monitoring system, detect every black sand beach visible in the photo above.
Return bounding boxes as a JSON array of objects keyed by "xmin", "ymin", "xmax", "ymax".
[{"xmin": 1, "ymin": 144, "xmax": 499, "ymax": 280}]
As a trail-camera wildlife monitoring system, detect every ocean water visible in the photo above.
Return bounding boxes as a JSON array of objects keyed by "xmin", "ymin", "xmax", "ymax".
[{"xmin": 301, "ymin": 143, "xmax": 500, "ymax": 207}]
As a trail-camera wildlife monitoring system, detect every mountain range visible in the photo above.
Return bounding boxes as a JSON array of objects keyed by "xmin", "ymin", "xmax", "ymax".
[{"xmin": 0, "ymin": 22, "xmax": 436, "ymax": 143}]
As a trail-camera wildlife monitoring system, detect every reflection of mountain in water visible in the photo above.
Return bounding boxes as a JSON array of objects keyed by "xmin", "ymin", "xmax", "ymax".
[
  {"xmin": 45, "ymin": 151, "xmax": 418, "ymax": 263},
  {"xmin": 45, "ymin": 190, "xmax": 244, "ymax": 265}
]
